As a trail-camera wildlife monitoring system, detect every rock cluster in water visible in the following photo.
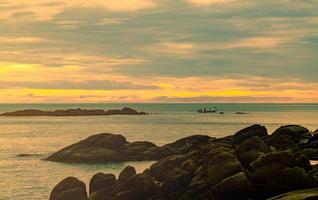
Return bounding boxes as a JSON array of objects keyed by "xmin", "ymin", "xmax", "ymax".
[
  {"xmin": 0, "ymin": 107, "xmax": 146, "ymax": 116},
  {"xmin": 49, "ymin": 125, "xmax": 318, "ymax": 200}
]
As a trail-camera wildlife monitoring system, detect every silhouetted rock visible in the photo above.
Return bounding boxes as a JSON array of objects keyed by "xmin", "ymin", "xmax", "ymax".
[
  {"xmin": 46, "ymin": 133, "xmax": 172, "ymax": 163},
  {"xmin": 211, "ymin": 172, "xmax": 257, "ymax": 200},
  {"xmin": 272, "ymin": 125, "xmax": 309, "ymax": 143},
  {"xmin": 233, "ymin": 124, "xmax": 268, "ymax": 146},
  {"xmin": 118, "ymin": 166, "xmax": 136, "ymax": 183},
  {"xmin": 50, "ymin": 177, "xmax": 87, "ymax": 200},
  {"xmin": 1, "ymin": 107, "xmax": 146, "ymax": 116},
  {"xmin": 235, "ymin": 136, "xmax": 270, "ymax": 168},
  {"xmin": 89, "ymin": 173, "xmax": 116, "ymax": 195}
]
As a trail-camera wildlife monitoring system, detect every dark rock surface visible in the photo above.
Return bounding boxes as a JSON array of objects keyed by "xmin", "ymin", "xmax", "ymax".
[
  {"xmin": 49, "ymin": 124, "xmax": 318, "ymax": 200},
  {"xmin": 1, "ymin": 107, "xmax": 146, "ymax": 116},
  {"xmin": 46, "ymin": 133, "xmax": 174, "ymax": 163},
  {"xmin": 50, "ymin": 177, "xmax": 87, "ymax": 200}
]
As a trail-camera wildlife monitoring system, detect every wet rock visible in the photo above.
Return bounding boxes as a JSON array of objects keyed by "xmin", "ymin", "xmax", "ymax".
[
  {"xmin": 89, "ymin": 173, "xmax": 116, "ymax": 194},
  {"xmin": 50, "ymin": 177, "xmax": 87, "ymax": 200},
  {"xmin": 233, "ymin": 124, "xmax": 268, "ymax": 146}
]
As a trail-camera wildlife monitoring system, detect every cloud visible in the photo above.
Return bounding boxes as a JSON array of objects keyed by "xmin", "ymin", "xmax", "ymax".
[
  {"xmin": 146, "ymin": 42, "xmax": 195, "ymax": 55},
  {"xmin": 0, "ymin": 80, "xmax": 159, "ymax": 90},
  {"xmin": 188, "ymin": 0, "xmax": 237, "ymax": 6},
  {"xmin": 0, "ymin": 0, "xmax": 318, "ymax": 102},
  {"xmin": 0, "ymin": 36, "xmax": 50, "ymax": 44},
  {"xmin": 0, "ymin": 0, "xmax": 157, "ymax": 21}
]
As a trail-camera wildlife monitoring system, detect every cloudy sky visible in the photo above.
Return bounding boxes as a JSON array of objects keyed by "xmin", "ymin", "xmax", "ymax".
[{"xmin": 0, "ymin": 0, "xmax": 317, "ymax": 103}]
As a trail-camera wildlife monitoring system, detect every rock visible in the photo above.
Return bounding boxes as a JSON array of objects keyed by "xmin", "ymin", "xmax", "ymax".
[
  {"xmin": 219, "ymin": 112, "xmax": 224, "ymax": 114},
  {"xmin": 267, "ymin": 187, "xmax": 318, "ymax": 200},
  {"xmin": 163, "ymin": 135, "xmax": 213, "ymax": 154},
  {"xmin": 204, "ymin": 147, "xmax": 243, "ymax": 185},
  {"xmin": 89, "ymin": 173, "xmax": 116, "ymax": 194},
  {"xmin": 211, "ymin": 172, "xmax": 257, "ymax": 200},
  {"xmin": 84, "ymin": 133, "xmax": 127, "ymax": 151},
  {"xmin": 249, "ymin": 150, "xmax": 296, "ymax": 183},
  {"xmin": 272, "ymin": 125, "xmax": 309, "ymax": 143},
  {"xmin": 1, "ymin": 107, "xmax": 146, "ymax": 116},
  {"xmin": 50, "ymin": 177, "xmax": 87, "ymax": 200},
  {"xmin": 247, "ymin": 150, "xmax": 313, "ymax": 197},
  {"xmin": 233, "ymin": 124, "xmax": 268, "ymax": 146},
  {"xmin": 46, "ymin": 133, "xmax": 174, "ymax": 163},
  {"xmin": 235, "ymin": 112, "xmax": 247, "ymax": 114},
  {"xmin": 149, "ymin": 150, "xmax": 201, "ymax": 182},
  {"xmin": 120, "ymin": 107, "xmax": 140, "ymax": 115},
  {"xmin": 118, "ymin": 166, "xmax": 136, "ymax": 183},
  {"xmin": 130, "ymin": 174, "xmax": 161, "ymax": 199},
  {"xmin": 235, "ymin": 136, "xmax": 270, "ymax": 168},
  {"xmin": 265, "ymin": 134, "xmax": 298, "ymax": 151},
  {"xmin": 114, "ymin": 190, "xmax": 133, "ymax": 200},
  {"xmin": 271, "ymin": 167, "xmax": 312, "ymax": 193}
]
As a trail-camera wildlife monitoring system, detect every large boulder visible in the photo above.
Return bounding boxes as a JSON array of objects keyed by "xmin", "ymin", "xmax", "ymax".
[
  {"xmin": 89, "ymin": 173, "xmax": 116, "ymax": 194},
  {"xmin": 272, "ymin": 125, "xmax": 309, "ymax": 143},
  {"xmin": 270, "ymin": 167, "xmax": 312, "ymax": 193},
  {"xmin": 211, "ymin": 172, "xmax": 257, "ymax": 200},
  {"xmin": 130, "ymin": 174, "xmax": 162, "ymax": 199},
  {"xmin": 204, "ymin": 147, "xmax": 243, "ymax": 185},
  {"xmin": 50, "ymin": 177, "xmax": 87, "ymax": 200},
  {"xmin": 149, "ymin": 150, "xmax": 201, "ymax": 182},
  {"xmin": 118, "ymin": 166, "xmax": 137, "ymax": 183},
  {"xmin": 247, "ymin": 150, "xmax": 314, "ymax": 197},
  {"xmin": 233, "ymin": 124, "xmax": 268, "ymax": 146},
  {"xmin": 46, "ymin": 133, "xmax": 175, "ymax": 163},
  {"xmin": 235, "ymin": 136, "xmax": 270, "ymax": 168},
  {"xmin": 249, "ymin": 150, "xmax": 296, "ymax": 183}
]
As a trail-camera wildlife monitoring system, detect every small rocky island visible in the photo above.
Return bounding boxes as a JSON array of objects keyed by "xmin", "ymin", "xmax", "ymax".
[
  {"xmin": 48, "ymin": 125, "xmax": 318, "ymax": 200},
  {"xmin": 0, "ymin": 107, "xmax": 146, "ymax": 116}
]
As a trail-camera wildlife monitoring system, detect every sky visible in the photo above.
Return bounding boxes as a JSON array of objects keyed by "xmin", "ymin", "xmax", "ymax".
[{"xmin": 0, "ymin": 0, "xmax": 317, "ymax": 103}]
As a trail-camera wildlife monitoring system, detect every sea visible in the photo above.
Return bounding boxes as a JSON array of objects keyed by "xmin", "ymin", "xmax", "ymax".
[{"xmin": 0, "ymin": 103, "xmax": 317, "ymax": 200}]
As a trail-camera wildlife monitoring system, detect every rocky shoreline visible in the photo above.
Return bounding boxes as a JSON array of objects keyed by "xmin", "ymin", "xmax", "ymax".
[
  {"xmin": 0, "ymin": 107, "xmax": 146, "ymax": 116},
  {"xmin": 48, "ymin": 125, "xmax": 318, "ymax": 200}
]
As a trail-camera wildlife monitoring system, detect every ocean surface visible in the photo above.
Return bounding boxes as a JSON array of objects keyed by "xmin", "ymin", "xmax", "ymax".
[{"xmin": 0, "ymin": 103, "xmax": 317, "ymax": 199}]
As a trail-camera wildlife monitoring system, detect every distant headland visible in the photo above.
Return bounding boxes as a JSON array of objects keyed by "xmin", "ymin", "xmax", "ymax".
[{"xmin": 0, "ymin": 107, "xmax": 146, "ymax": 116}]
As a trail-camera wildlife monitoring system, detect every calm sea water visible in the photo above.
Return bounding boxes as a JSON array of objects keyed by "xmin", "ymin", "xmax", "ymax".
[{"xmin": 0, "ymin": 103, "xmax": 317, "ymax": 200}]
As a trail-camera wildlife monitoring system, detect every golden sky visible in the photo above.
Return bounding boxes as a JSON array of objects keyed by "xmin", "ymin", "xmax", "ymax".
[{"xmin": 0, "ymin": 0, "xmax": 317, "ymax": 103}]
